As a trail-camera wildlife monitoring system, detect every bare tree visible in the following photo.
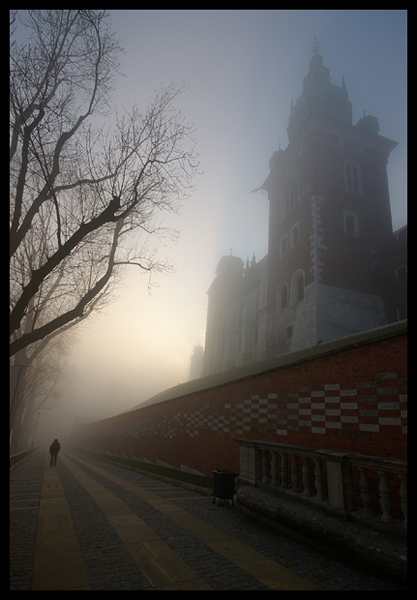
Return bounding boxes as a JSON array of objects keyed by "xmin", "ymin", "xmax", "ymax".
[
  {"xmin": 10, "ymin": 10, "xmax": 199, "ymax": 357},
  {"xmin": 11, "ymin": 334, "xmax": 74, "ymax": 453}
]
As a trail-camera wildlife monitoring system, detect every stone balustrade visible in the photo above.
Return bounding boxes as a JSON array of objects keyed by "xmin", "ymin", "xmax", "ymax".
[
  {"xmin": 235, "ymin": 438, "xmax": 407, "ymax": 528},
  {"xmin": 10, "ymin": 447, "xmax": 38, "ymax": 469}
]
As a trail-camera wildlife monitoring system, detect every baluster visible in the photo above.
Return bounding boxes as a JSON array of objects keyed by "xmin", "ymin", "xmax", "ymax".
[
  {"xmin": 377, "ymin": 470, "xmax": 392, "ymax": 522},
  {"xmin": 290, "ymin": 454, "xmax": 300, "ymax": 492},
  {"xmin": 280, "ymin": 452, "xmax": 288, "ymax": 488},
  {"xmin": 398, "ymin": 473, "xmax": 407, "ymax": 526},
  {"xmin": 313, "ymin": 458, "xmax": 324, "ymax": 500},
  {"xmin": 271, "ymin": 451, "xmax": 279, "ymax": 486},
  {"xmin": 343, "ymin": 463, "xmax": 355, "ymax": 511},
  {"xmin": 261, "ymin": 449, "xmax": 270, "ymax": 484},
  {"xmin": 302, "ymin": 457, "xmax": 312, "ymax": 496},
  {"xmin": 358, "ymin": 467, "xmax": 373, "ymax": 516}
]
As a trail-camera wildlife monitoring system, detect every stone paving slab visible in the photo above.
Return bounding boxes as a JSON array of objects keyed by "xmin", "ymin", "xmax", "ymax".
[
  {"xmin": 32, "ymin": 464, "xmax": 91, "ymax": 590},
  {"xmin": 10, "ymin": 448, "xmax": 406, "ymax": 590}
]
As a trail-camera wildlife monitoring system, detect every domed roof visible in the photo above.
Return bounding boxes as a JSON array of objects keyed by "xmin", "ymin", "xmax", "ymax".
[
  {"xmin": 269, "ymin": 148, "xmax": 284, "ymax": 171},
  {"xmin": 215, "ymin": 254, "xmax": 244, "ymax": 277}
]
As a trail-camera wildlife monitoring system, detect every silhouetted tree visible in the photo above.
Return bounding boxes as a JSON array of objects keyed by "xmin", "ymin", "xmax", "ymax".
[{"xmin": 10, "ymin": 10, "xmax": 198, "ymax": 358}]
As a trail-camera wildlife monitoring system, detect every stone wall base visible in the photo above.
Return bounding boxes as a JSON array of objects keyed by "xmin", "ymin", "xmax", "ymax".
[{"xmin": 236, "ymin": 485, "xmax": 407, "ymax": 585}]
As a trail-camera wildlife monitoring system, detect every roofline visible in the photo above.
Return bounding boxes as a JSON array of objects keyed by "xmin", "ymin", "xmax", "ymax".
[{"xmin": 124, "ymin": 320, "xmax": 407, "ymax": 413}]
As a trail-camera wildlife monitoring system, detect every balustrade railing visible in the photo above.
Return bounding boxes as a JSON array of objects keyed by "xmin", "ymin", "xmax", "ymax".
[
  {"xmin": 235, "ymin": 439, "xmax": 407, "ymax": 528},
  {"xmin": 9, "ymin": 447, "xmax": 38, "ymax": 469}
]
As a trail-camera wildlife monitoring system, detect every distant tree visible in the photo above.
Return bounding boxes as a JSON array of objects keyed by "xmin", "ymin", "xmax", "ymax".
[
  {"xmin": 10, "ymin": 333, "xmax": 74, "ymax": 453},
  {"xmin": 10, "ymin": 10, "xmax": 199, "ymax": 358}
]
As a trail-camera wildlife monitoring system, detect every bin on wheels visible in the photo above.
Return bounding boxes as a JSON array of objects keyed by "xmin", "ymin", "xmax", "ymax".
[{"xmin": 212, "ymin": 469, "xmax": 237, "ymax": 505}]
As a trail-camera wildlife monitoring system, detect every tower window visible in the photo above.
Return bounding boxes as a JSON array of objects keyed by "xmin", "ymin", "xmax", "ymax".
[
  {"xmin": 291, "ymin": 270, "xmax": 305, "ymax": 304},
  {"xmin": 345, "ymin": 160, "xmax": 362, "ymax": 195},
  {"xmin": 278, "ymin": 283, "xmax": 288, "ymax": 311},
  {"xmin": 280, "ymin": 234, "xmax": 288, "ymax": 258},
  {"xmin": 290, "ymin": 222, "xmax": 299, "ymax": 248},
  {"xmin": 344, "ymin": 210, "xmax": 359, "ymax": 237},
  {"xmin": 286, "ymin": 324, "xmax": 293, "ymax": 339},
  {"xmin": 283, "ymin": 173, "xmax": 298, "ymax": 218},
  {"xmin": 297, "ymin": 274, "xmax": 305, "ymax": 301}
]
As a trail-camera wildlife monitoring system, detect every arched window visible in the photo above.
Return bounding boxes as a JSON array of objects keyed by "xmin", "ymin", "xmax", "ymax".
[
  {"xmin": 277, "ymin": 283, "xmax": 288, "ymax": 311},
  {"xmin": 290, "ymin": 270, "xmax": 305, "ymax": 304},
  {"xmin": 345, "ymin": 160, "xmax": 362, "ymax": 195}
]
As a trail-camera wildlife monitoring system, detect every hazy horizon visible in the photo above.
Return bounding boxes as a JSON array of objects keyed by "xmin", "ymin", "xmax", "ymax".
[{"xmin": 27, "ymin": 10, "xmax": 406, "ymax": 447}]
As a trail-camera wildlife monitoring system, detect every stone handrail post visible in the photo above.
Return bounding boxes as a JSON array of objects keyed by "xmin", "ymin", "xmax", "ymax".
[{"xmin": 315, "ymin": 450, "xmax": 355, "ymax": 512}]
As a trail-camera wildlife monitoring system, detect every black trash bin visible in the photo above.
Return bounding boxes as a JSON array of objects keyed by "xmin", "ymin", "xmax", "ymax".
[{"xmin": 212, "ymin": 469, "xmax": 237, "ymax": 505}]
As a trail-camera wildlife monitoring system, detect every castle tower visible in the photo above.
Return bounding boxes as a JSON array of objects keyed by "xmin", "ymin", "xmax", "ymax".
[
  {"xmin": 201, "ymin": 254, "xmax": 268, "ymax": 376},
  {"xmin": 262, "ymin": 37, "xmax": 398, "ymax": 357},
  {"xmin": 189, "ymin": 345, "xmax": 204, "ymax": 380},
  {"xmin": 202, "ymin": 255, "xmax": 245, "ymax": 375}
]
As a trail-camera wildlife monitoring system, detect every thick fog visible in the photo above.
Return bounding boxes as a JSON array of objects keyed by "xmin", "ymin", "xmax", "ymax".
[{"xmin": 22, "ymin": 10, "xmax": 406, "ymax": 447}]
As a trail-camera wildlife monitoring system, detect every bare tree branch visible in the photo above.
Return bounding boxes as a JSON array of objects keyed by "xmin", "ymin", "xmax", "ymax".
[
  {"xmin": 10, "ymin": 219, "xmax": 123, "ymax": 356},
  {"xmin": 10, "ymin": 11, "xmax": 199, "ymax": 358}
]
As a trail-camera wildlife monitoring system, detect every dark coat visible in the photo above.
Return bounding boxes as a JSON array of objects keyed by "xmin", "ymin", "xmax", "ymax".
[{"xmin": 49, "ymin": 441, "xmax": 61, "ymax": 455}]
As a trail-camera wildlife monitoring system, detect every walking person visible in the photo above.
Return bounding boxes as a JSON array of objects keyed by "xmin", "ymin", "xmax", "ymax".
[{"xmin": 49, "ymin": 438, "xmax": 61, "ymax": 467}]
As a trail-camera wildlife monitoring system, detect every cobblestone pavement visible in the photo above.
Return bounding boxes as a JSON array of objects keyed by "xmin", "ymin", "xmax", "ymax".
[
  {"xmin": 10, "ymin": 449, "xmax": 46, "ymax": 590},
  {"xmin": 10, "ymin": 448, "xmax": 406, "ymax": 590}
]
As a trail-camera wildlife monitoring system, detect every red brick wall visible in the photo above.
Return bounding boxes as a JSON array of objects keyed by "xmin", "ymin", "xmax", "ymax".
[{"xmin": 74, "ymin": 324, "xmax": 407, "ymax": 477}]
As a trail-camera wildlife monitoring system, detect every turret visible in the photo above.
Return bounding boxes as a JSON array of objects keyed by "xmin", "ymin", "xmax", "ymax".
[{"xmin": 287, "ymin": 36, "xmax": 352, "ymax": 142}]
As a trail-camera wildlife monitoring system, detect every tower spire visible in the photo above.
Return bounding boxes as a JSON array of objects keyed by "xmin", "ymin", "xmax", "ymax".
[
  {"xmin": 308, "ymin": 34, "xmax": 325, "ymax": 72},
  {"xmin": 311, "ymin": 35, "xmax": 320, "ymax": 56}
]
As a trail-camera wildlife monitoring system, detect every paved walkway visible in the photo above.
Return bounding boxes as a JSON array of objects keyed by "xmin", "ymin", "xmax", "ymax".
[{"xmin": 10, "ymin": 448, "xmax": 405, "ymax": 590}]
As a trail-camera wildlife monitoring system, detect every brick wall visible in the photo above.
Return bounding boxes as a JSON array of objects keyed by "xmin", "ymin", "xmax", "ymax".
[{"xmin": 74, "ymin": 322, "xmax": 407, "ymax": 477}]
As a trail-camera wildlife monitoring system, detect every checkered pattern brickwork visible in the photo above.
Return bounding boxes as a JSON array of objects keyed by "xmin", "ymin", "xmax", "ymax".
[{"xmin": 102, "ymin": 372, "xmax": 407, "ymax": 441}]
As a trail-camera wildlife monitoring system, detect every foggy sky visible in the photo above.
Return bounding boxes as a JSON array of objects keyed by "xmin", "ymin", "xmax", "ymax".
[{"xmin": 40, "ymin": 10, "xmax": 407, "ymax": 443}]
